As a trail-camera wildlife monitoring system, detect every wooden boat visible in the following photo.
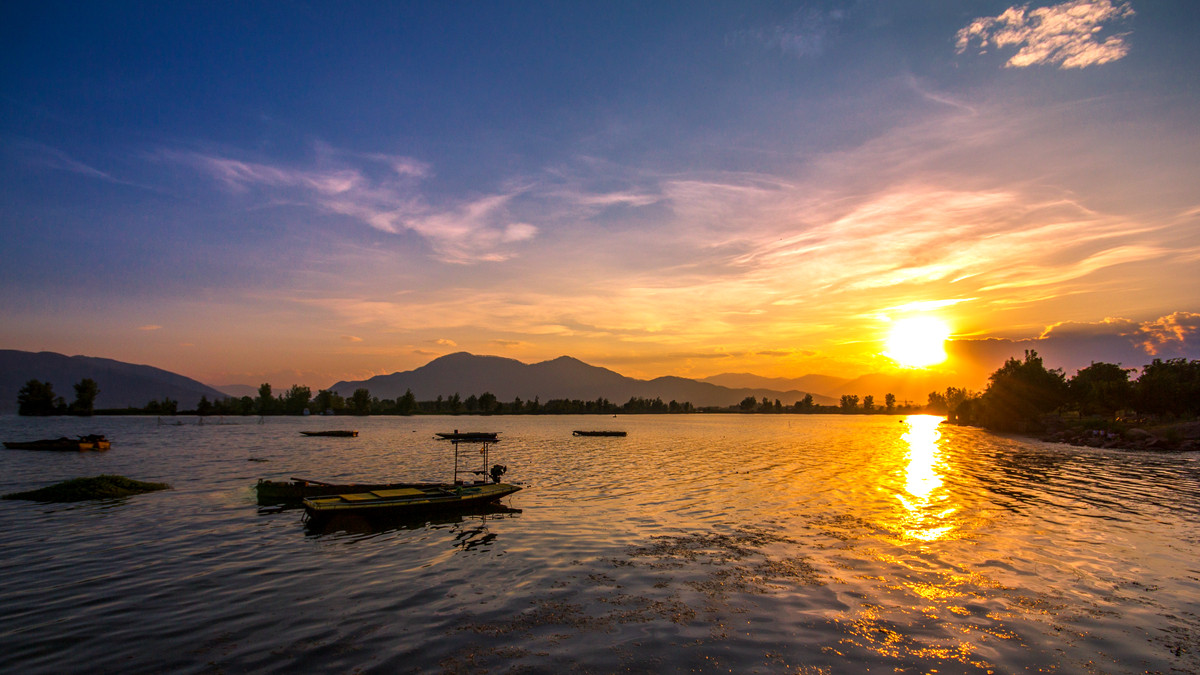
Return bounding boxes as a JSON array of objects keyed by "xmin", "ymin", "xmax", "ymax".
[
  {"xmin": 257, "ymin": 477, "xmax": 436, "ymax": 505},
  {"xmin": 299, "ymin": 430, "xmax": 358, "ymax": 437},
  {"xmin": 435, "ymin": 431, "xmax": 499, "ymax": 441},
  {"xmin": 301, "ymin": 439, "xmax": 517, "ymax": 521},
  {"xmin": 573, "ymin": 430, "xmax": 627, "ymax": 437},
  {"xmin": 4, "ymin": 435, "xmax": 111, "ymax": 451},
  {"xmin": 303, "ymin": 482, "xmax": 521, "ymax": 520}
]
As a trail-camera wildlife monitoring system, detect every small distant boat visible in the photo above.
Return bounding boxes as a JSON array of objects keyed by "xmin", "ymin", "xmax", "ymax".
[
  {"xmin": 435, "ymin": 431, "xmax": 499, "ymax": 441},
  {"xmin": 299, "ymin": 430, "xmax": 358, "ymax": 437},
  {"xmin": 3, "ymin": 435, "xmax": 111, "ymax": 451},
  {"xmin": 303, "ymin": 482, "xmax": 521, "ymax": 520},
  {"xmin": 573, "ymin": 430, "xmax": 627, "ymax": 437}
]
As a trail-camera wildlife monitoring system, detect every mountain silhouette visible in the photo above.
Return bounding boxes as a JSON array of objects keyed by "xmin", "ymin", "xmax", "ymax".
[
  {"xmin": 330, "ymin": 352, "xmax": 837, "ymax": 407},
  {"xmin": 0, "ymin": 350, "xmax": 226, "ymax": 413}
]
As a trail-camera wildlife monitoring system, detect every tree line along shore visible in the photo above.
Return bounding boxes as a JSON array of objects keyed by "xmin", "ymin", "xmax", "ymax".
[{"xmin": 14, "ymin": 353, "xmax": 1199, "ymax": 450}]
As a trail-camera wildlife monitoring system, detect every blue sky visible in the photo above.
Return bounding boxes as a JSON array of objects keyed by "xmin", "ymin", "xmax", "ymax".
[{"xmin": 2, "ymin": 1, "xmax": 1198, "ymax": 391}]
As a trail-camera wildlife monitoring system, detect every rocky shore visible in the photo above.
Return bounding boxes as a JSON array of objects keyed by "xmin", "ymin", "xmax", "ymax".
[{"xmin": 1039, "ymin": 420, "xmax": 1200, "ymax": 452}]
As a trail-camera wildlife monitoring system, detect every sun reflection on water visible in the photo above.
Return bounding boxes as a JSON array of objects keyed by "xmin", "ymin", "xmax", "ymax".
[{"xmin": 897, "ymin": 414, "xmax": 953, "ymax": 542}]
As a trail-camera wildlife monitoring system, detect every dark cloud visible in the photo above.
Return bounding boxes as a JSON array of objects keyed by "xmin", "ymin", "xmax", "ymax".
[{"xmin": 950, "ymin": 312, "xmax": 1200, "ymax": 384}]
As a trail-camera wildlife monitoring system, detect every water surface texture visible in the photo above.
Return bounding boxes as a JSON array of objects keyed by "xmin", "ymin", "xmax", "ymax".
[{"xmin": 1, "ymin": 414, "xmax": 1197, "ymax": 673}]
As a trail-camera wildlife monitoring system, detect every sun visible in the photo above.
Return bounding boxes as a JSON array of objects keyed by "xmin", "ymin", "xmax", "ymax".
[{"xmin": 885, "ymin": 317, "xmax": 950, "ymax": 368}]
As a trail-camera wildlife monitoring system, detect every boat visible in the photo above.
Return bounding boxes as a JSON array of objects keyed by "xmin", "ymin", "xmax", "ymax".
[
  {"xmin": 257, "ymin": 477, "xmax": 435, "ymax": 505},
  {"xmin": 572, "ymin": 430, "xmax": 627, "ymax": 437},
  {"xmin": 299, "ymin": 430, "xmax": 358, "ymax": 437},
  {"xmin": 302, "ymin": 440, "xmax": 518, "ymax": 521},
  {"xmin": 303, "ymin": 482, "xmax": 521, "ymax": 520},
  {"xmin": 3, "ymin": 435, "xmax": 111, "ymax": 451},
  {"xmin": 435, "ymin": 431, "xmax": 499, "ymax": 441}
]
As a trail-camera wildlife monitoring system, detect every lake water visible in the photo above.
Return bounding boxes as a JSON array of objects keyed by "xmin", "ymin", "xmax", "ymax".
[{"xmin": 1, "ymin": 414, "xmax": 1197, "ymax": 673}]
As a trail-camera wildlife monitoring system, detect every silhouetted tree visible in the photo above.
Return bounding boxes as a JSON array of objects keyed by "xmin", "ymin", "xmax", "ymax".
[
  {"xmin": 478, "ymin": 392, "xmax": 499, "ymax": 414},
  {"xmin": 794, "ymin": 393, "xmax": 815, "ymax": 413},
  {"xmin": 313, "ymin": 389, "xmax": 345, "ymax": 415},
  {"xmin": 257, "ymin": 383, "xmax": 274, "ymax": 415},
  {"xmin": 145, "ymin": 397, "xmax": 178, "ymax": 415},
  {"xmin": 885, "ymin": 393, "xmax": 896, "ymax": 413},
  {"xmin": 978, "ymin": 350, "xmax": 1067, "ymax": 432},
  {"xmin": 1068, "ymin": 362, "xmax": 1135, "ymax": 417},
  {"xmin": 70, "ymin": 378, "xmax": 99, "ymax": 416},
  {"xmin": 351, "ymin": 388, "xmax": 373, "ymax": 415},
  {"xmin": 862, "ymin": 395, "xmax": 874, "ymax": 413},
  {"xmin": 1135, "ymin": 358, "xmax": 1200, "ymax": 417},
  {"xmin": 281, "ymin": 385, "xmax": 312, "ymax": 415},
  {"xmin": 739, "ymin": 396, "xmax": 758, "ymax": 412},
  {"xmin": 840, "ymin": 394, "xmax": 859, "ymax": 412},
  {"xmin": 18, "ymin": 380, "xmax": 64, "ymax": 416},
  {"xmin": 927, "ymin": 390, "xmax": 948, "ymax": 413}
]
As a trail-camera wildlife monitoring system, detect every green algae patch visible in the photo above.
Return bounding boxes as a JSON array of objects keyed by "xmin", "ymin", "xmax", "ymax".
[{"xmin": 2, "ymin": 475, "xmax": 172, "ymax": 502}]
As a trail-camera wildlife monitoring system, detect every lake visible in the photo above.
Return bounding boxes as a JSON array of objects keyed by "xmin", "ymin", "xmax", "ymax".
[{"xmin": 1, "ymin": 414, "xmax": 1197, "ymax": 673}]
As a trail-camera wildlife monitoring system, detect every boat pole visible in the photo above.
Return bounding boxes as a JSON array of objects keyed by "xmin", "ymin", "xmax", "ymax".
[{"xmin": 453, "ymin": 440, "xmax": 461, "ymax": 484}]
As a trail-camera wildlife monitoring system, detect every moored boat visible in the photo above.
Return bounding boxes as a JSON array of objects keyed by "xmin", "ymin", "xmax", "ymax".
[
  {"xmin": 572, "ymin": 430, "xmax": 627, "ymax": 437},
  {"xmin": 303, "ymin": 482, "xmax": 521, "ymax": 520},
  {"xmin": 4, "ymin": 435, "xmax": 111, "ymax": 451},
  {"xmin": 257, "ymin": 477, "xmax": 438, "ymax": 505},
  {"xmin": 435, "ymin": 431, "xmax": 499, "ymax": 441},
  {"xmin": 299, "ymin": 430, "xmax": 359, "ymax": 437},
  {"xmin": 301, "ymin": 439, "xmax": 518, "ymax": 520}
]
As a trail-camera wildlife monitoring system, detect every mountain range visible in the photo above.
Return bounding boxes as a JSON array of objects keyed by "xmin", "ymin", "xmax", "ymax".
[
  {"xmin": 1, "ymin": 349, "xmax": 956, "ymax": 414},
  {"xmin": 330, "ymin": 352, "xmax": 839, "ymax": 408},
  {"xmin": 0, "ymin": 350, "xmax": 226, "ymax": 413}
]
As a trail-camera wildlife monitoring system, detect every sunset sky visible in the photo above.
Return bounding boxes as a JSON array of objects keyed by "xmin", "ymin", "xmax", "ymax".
[{"xmin": 2, "ymin": 1, "xmax": 1197, "ymax": 392}]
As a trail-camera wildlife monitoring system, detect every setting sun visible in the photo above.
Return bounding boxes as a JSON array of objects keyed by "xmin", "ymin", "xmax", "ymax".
[{"xmin": 885, "ymin": 317, "xmax": 951, "ymax": 368}]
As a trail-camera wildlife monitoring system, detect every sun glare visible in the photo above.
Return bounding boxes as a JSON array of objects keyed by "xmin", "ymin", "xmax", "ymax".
[{"xmin": 885, "ymin": 316, "xmax": 950, "ymax": 368}]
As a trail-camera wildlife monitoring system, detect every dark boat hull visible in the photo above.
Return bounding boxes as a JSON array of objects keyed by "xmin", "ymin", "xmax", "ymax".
[
  {"xmin": 573, "ymin": 430, "xmax": 627, "ymax": 437},
  {"xmin": 4, "ymin": 438, "xmax": 111, "ymax": 451},
  {"xmin": 435, "ymin": 432, "xmax": 499, "ymax": 441},
  {"xmin": 299, "ymin": 430, "xmax": 358, "ymax": 437}
]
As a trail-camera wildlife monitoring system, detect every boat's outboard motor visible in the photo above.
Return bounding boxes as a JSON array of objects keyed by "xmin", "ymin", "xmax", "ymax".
[{"xmin": 489, "ymin": 464, "xmax": 508, "ymax": 484}]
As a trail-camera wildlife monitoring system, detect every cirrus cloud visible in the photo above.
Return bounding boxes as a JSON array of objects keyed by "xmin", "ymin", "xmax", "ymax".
[{"xmin": 166, "ymin": 149, "xmax": 535, "ymax": 264}]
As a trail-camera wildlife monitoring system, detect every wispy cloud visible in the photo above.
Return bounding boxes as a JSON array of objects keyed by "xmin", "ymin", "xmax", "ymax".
[
  {"xmin": 728, "ymin": 7, "xmax": 846, "ymax": 58},
  {"xmin": 956, "ymin": 0, "xmax": 1135, "ymax": 69},
  {"xmin": 137, "ymin": 324, "xmax": 162, "ymax": 331},
  {"xmin": 168, "ymin": 149, "xmax": 534, "ymax": 264}
]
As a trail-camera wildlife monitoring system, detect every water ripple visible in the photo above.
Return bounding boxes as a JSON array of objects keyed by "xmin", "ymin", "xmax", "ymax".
[{"xmin": 0, "ymin": 414, "xmax": 1197, "ymax": 672}]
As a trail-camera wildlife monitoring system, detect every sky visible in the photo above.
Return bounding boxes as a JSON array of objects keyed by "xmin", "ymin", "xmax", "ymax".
[{"xmin": 1, "ymin": 0, "xmax": 1198, "ymax": 392}]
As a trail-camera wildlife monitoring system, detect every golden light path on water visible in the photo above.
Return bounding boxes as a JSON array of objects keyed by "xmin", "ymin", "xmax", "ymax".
[{"xmin": 897, "ymin": 414, "xmax": 954, "ymax": 542}]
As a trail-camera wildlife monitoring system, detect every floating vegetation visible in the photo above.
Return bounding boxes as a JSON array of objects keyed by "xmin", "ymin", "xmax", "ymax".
[{"xmin": 2, "ymin": 475, "xmax": 172, "ymax": 502}]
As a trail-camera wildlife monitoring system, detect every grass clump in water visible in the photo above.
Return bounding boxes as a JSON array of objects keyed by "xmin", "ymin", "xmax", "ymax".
[{"xmin": 2, "ymin": 475, "xmax": 172, "ymax": 502}]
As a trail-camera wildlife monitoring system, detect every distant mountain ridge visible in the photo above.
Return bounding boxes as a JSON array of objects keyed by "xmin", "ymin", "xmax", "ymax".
[
  {"xmin": 330, "ymin": 352, "xmax": 838, "ymax": 408},
  {"xmin": 0, "ymin": 350, "xmax": 226, "ymax": 413},
  {"xmin": 700, "ymin": 370, "xmax": 959, "ymax": 403}
]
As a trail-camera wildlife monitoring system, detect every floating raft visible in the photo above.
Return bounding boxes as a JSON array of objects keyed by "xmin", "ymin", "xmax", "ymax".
[
  {"xmin": 299, "ymin": 430, "xmax": 358, "ymax": 437},
  {"xmin": 3, "ymin": 436, "xmax": 111, "ymax": 451},
  {"xmin": 572, "ymin": 430, "xmax": 627, "ymax": 437}
]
